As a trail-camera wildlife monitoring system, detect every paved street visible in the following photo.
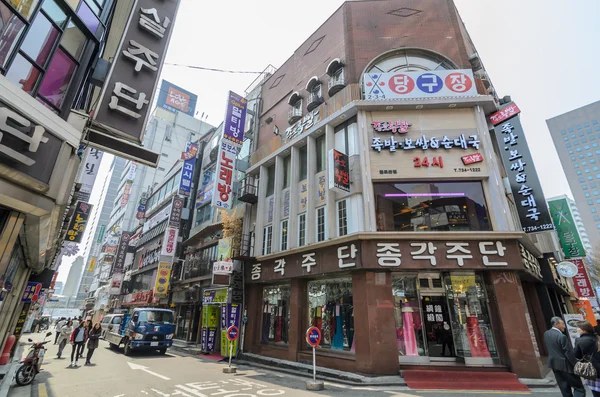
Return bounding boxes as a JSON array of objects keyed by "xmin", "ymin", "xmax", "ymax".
[{"xmin": 6, "ymin": 333, "xmax": 567, "ymax": 397}]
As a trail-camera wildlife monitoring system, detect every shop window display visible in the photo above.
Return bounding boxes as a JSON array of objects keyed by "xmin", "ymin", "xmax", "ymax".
[
  {"xmin": 262, "ymin": 285, "xmax": 290, "ymax": 344},
  {"xmin": 444, "ymin": 273, "xmax": 498, "ymax": 359},
  {"xmin": 392, "ymin": 275, "xmax": 426, "ymax": 357},
  {"xmin": 308, "ymin": 278, "xmax": 353, "ymax": 351}
]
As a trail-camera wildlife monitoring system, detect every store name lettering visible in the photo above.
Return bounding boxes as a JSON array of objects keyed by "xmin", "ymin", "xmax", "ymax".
[
  {"xmin": 376, "ymin": 241, "xmax": 507, "ymax": 267},
  {"xmin": 371, "ymin": 120, "xmax": 412, "ymax": 134},
  {"xmin": 285, "ymin": 109, "xmax": 320, "ymax": 142},
  {"xmin": 371, "ymin": 133, "xmax": 480, "ymax": 153}
]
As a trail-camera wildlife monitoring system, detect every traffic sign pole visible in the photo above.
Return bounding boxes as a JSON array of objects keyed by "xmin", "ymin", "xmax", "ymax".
[
  {"xmin": 305, "ymin": 326, "xmax": 324, "ymax": 391},
  {"xmin": 312, "ymin": 346, "xmax": 316, "ymax": 383},
  {"xmin": 224, "ymin": 325, "xmax": 239, "ymax": 374}
]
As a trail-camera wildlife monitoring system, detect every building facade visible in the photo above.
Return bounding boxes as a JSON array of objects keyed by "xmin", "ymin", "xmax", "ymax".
[
  {"xmin": 0, "ymin": 0, "xmax": 119, "ymax": 356},
  {"xmin": 238, "ymin": 0, "xmax": 568, "ymax": 378},
  {"xmin": 547, "ymin": 100, "xmax": 600, "ymax": 248}
]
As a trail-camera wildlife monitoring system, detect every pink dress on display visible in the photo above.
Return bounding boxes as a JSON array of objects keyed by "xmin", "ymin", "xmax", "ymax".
[{"xmin": 402, "ymin": 303, "xmax": 418, "ymax": 356}]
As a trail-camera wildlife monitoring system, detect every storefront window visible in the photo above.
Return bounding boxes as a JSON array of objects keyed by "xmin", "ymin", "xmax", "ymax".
[
  {"xmin": 262, "ymin": 284, "xmax": 290, "ymax": 345},
  {"xmin": 374, "ymin": 181, "xmax": 490, "ymax": 232},
  {"xmin": 444, "ymin": 273, "xmax": 498, "ymax": 359},
  {"xmin": 308, "ymin": 278, "xmax": 353, "ymax": 351},
  {"xmin": 392, "ymin": 275, "xmax": 426, "ymax": 357}
]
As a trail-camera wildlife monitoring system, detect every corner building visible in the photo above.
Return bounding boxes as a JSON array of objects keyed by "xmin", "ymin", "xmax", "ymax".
[{"xmin": 240, "ymin": 0, "xmax": 555, "ymax": 378}]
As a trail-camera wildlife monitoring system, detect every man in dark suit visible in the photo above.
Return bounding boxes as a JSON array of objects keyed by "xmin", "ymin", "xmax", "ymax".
[{"xmin": 543, "ymin": 317, "xmax": 586, "ymax": 397}]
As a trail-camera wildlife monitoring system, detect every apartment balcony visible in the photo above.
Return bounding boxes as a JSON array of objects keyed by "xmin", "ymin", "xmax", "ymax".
[
  {"xmin": 307, "ymin": 91, "xmax": 324, "ymax": 112},
  {"xmin": 237, "ymin": 176, "xmax": 258, "ymax": 204},
  {"xmin": 328, "ymin": 70, "xmax": 346, "ymax": 97},
  {"xmin": 288, "ymin": 106, "xmax": 302, "ymax": 125}
]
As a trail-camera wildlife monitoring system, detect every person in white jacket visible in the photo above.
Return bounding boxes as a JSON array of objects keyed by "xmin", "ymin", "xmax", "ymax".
[{"xmin": 56, "ymin": 320, "xmax": 73, "ymax": 359}]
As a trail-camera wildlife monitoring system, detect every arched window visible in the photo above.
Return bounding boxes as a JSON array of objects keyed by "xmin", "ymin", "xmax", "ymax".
[{"xmin": 364, "ymin": 48, "xmax": 458, "ymax": 74}]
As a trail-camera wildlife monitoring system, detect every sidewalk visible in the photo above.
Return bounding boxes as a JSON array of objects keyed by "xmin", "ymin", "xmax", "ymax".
[{"xmin": 169, "ymin": 343, "xmax": 558, "ymax": 389}]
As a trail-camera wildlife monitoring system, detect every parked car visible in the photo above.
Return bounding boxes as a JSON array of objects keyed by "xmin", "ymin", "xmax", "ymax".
[{"xmin": 100, "ymin": 314, "xmax": 123, "ymax": 339}]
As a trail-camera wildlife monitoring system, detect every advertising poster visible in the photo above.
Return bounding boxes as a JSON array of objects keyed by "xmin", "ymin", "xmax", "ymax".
[
  {"xmin": 573, "ymin": 300, "xmax": 597, "ymax": 326},
  {"xmin": 66, "ymin": 201, "xmax": 93, "ymax": 243},
  {"xmin": 217, "ymin": 237, "xmax": 232, "ymax": 262},
  {"xmin": 328, "ymin": 149, "xmax": 350, "ymax": 193},
  {"xmin": 564, "ymin": 314, "xmax": 584, "ymax": 347},
  {"xmin": 363, "ymin": 69, "xmax": 478, "ymax": 100},
  {"xmin": 196, "ymin": 169, "xmax": 214, "ymax": 208},
  {"xmin": 156, "ymin": 80, "xmax": 198, "ymax": 116},
  {"xmin": 549, "ymin": 198, "xmax": 586, "ymax": 258},
  {"xmin": 492, "ymin": 113, "xmax": 553, "ymax": 233},
  {"xmin": 222, "ymin": 91, "xmax": 248, "ymax": 148},
  {"xmin": 21, "ymin": 282, "xmax": 42, "ymax": 303}
]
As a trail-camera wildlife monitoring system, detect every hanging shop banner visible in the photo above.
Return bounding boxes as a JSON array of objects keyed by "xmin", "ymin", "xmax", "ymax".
[
  {"xmin": 572, "ymin": 258, "xmax": 595, "ymax": 300},
  {"xmin": 76, "ymin": 147, "xmax": 103, "ymax": 202},
  {"xmin": 120, "ymin": 181, "xmax": 132, "ymax": 208},
  {"xmin": 66, "ymin": 201, "xmax": 93, "ymax": 243},
  {"xmin": 328, "ymin": 149, "xmax": 350, "ymax": 193},
  {"xmin": 153, "ymin": 261, "xmax": 172, "ymax": 297},
  {"xmin": 111, "ymin": 231, "xmax": 131, "ymax": 274},
  {"xmin": 196, "ymin": 169, "xmax": 214, "ymax": 208},
  {"xmin": 211, "ymin": 141, "xmax": 237, "ymax": 210},
  {"xmin": 97, "ymin": 225, "xmax": 106, "ymax": 244},
  {"xmin": 203, "ymin": 288, "xmax": 229, "ymax": 304},
  {"xmin": 489, "ymin": 102, "xmax": 521, "ymax": 126},
  {"xmin": 136, "ymin": 194, "xmax": 148, "ymax": 220},
  {"xmin": 49, "ymin": 272, "xmax": 58, "ymax": 290},
  {"xmin": 178, "ymin": 142, "xmax": 199, "ymax": 197},
  {"xmin": 160, "ymin": 226, "xmax": 178, "ymax": 257},
  {"xmin": 21, "ymin": 282, "xmax": 42, "ymax": 303},
  {"xmin": 109, "ymin": 272, "xmax": 124, "ymax": 296},
  {"xmin": 93, "ymin": 0, "xmax": 181, "ymax": 144},
  {"xmin": 169, "ymin": 196, "xmax": 184, "ymax": 228},
  {"xmin": 222, "ymin": 91, "xmax": 248, "ymax": 148},
  {"xmin": 103, "ymin": 254, "xmax": 115, "ymax": 263},
  {"xmin": 156, "ymin": 80, "xmax": 197, "ymax": 116},
  {"xmin": 363, "ymin": 69, "xmax": 477, "ymax": 100},
  {"xmin": 492, "ymin": 114, "xmax": 553, "ymax": 233},
  {"xmin": 87, "ymin": 257, "xmax": 97, "ymax": 273},
  {"xmin": 217, "ymin": 237, "xmax": 232, "ymax": 262},
  {"xmin": 549, "ymin": 198, "xmax": 586, "ymax": 258},
  {"xmin": 573, "ymin": 300, "xmax": 597, "ymax": 326},
  {"xmin": 213, "ymin": 261, "xmax": 233, "ymax": 276}
]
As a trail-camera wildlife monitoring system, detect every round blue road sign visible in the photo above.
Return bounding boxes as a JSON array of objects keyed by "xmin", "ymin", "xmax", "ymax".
[
  {"xmin": 306, "ymin": 326, "xmax": 321, "ymax": 347},
  {"xmin": 227, "ymin": 325, "xmax": 239, "ymax": 341}
]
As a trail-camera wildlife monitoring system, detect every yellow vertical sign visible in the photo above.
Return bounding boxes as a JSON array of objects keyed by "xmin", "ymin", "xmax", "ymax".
[
  {"xmin": 153, "ymin": 261, "xmax": 172, "ymax": 297},
  {"xmin": 87, "ymin": 257, "xmax": 97, "ymax": 272}
]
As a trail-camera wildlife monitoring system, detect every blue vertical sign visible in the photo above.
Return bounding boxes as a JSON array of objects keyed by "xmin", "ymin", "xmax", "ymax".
[
  {"xmin": 178, "ymin": 142, "xmax": 199, "ymax": 197},
  {"xmin": 222, "ymin": 91, "xmax": 248, "ymax": 148}
]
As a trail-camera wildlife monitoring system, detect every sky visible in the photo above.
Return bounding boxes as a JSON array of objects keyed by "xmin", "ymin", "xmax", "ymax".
[{"xmin": 57, "ymin": 0, "xmax": 600, "ymax": 280}]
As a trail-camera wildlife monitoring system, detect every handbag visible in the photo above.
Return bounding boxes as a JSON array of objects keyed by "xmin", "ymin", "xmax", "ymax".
[{"xmin": 574, "ymin": 355, "xmax": 597, "ymax": 380}]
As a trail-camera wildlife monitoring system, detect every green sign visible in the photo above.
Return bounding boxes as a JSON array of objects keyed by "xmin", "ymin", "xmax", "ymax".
[
  {"xmin": 97, "ymin": 225, "xmax": 106, "ymax": 244},
  {"xmin": 549, "ymin": 198, "xmax": 586, "ymax": 258}
]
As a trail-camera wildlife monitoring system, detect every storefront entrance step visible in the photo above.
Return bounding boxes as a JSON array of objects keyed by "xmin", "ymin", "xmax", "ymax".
[{"xmin": 238, "ymin": 353, "xmax": 405, "ymax": 386}]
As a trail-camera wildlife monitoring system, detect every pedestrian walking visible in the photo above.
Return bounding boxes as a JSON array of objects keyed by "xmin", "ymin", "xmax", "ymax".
[
  {"xmin": 86, "ymin": 323, "xmax": 102, "ymax": 366},
  {"xmin": 544, "ymin": 316, "xmax": 586, "ymax": 397},
  {"xmin": 70, "ymin": 321, "xmax": 88, "ymax": 367},
  {"xmin": 575, "ymin": 320, "xmax": 600, "ymax": 396},
  {"xmin": 54, "ymin": 317, "xmax": 66, "ymax": 345},
  {"xmin": 57, "ymin": 320, "xmax": 73, "ymax": 359}
]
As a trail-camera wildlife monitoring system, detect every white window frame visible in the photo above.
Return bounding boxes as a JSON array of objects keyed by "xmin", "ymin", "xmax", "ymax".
[
  {"xmin": 337, "ymin": 199, "xmax": 348, "ymax": 237},
  {"xmin": 263, "ymin": 225, "xmax": 272, "ymax": 255},
  {"xmin": 298, "ymin": 213, "xmax": 306, "ymax": 247},
  {"xmin": 280, "ymin": 219, "xmax": 289, "ymax": 251},
  {"xmin": 316, "ymin": 206, "xmax": 327, "ymax": 242}
]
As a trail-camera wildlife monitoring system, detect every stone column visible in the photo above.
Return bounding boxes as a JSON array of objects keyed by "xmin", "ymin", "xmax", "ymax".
[
  {"xmin": 288, "ymin": 278, "xmax": 306, "ymax": 362},
  {"xmin": 490, "ymin": 271, "xmax": 545, "ymax": 378},
  {"xmin": 244, "ymin": 283, "xmax": 262, "ymax": 352},
  {"xmin": 351, "ymin": 271, "xmax": 398, "ymax": 375}
]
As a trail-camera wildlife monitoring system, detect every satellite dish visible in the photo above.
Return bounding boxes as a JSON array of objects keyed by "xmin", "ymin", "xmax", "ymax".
[{"xmin": 556, "ymin": 261, "xmax": 579, "ymax": 278}]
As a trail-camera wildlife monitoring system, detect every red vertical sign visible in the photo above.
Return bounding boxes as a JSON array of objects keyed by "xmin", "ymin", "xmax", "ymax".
[{"xmin": 572, "ymin": 258, "xmax": 595, "ymax": 299}]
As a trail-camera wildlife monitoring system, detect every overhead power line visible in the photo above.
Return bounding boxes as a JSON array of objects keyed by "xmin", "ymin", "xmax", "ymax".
[{"xmin": 164, "ymin": 63, "xmax": 264, "ymax": 74}]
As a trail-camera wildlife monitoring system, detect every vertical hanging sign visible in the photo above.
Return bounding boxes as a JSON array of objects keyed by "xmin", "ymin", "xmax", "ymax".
[
  {"xmin": 491, "ymin": 105, "xmax": 553, "ymax": 233},
  {"xmin": 178, "ymin": 142, "xmax": 198, "ymax": 197},
  {"xmin": 76, "ymin": 148, "xmax": 103, "ymax": 202}
]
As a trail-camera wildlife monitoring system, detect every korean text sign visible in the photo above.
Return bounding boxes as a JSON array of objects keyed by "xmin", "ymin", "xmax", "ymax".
[
  {"xmin": 161, "ymin": 226, "xmax": 179, "ymax": 257},
  {"xmin": 549, "ymin": 198, "xmax": 586, "ymax": 258},
  {"xmin": 94, "ymin": 0, "xmax": 181, "ymax": 143},
  {"xmin": 492, "ymin": 114, "xmax": 553, "ymax": 233},
  {"xmin": 153, "ymin": 261, "xmax": 172, "ymax": 297},
  {"xmin": 572, "ymin": 258, "xmax": 595, "ymax": 299},
  {"xmin": 328, "ymin": 149, "xmax": 350, "ymax": 193},
  {"xmin": 211, "ymin": 141, "xmax": 237, "ymax": 209},
  {"xmin": 66, "ymin": 201, "xmax": 93, "ymax": 243},
  {"xmin": 21, "ymin": 282, "xmax": 42, "ymax": 303},
  {"xmin": 222, "ymin": 91, "xmax": 247, "ymax": 148},
  {"xmin": 111, "ymin": 231, "xmax": 131, "ymax": 274},
  {"xmin": 178, "ymin": 142, "xmax": 198, "ymax": 197},
  {"xmin": 157, "ymin": 80, "xmax": 197, "ymax": 116},
  {"xmin": 76, "ymin": 148, "xmax": 103, "ymax": 202},
  {"xmin": 363, "ymin": 69, "xmax": 477, "ymax": 100}
]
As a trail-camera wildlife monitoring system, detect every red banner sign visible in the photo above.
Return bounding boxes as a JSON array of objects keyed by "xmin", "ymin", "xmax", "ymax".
[
  {"xmin": 572, "ymin": 258, "xmax": 595, "ymax": 299},
  {"xmin": 461, "ymin": 153, "xmax": 484, "ymax": 165},
  {"xmin": 489, "ymin": 103, "xmax": 521, "ymax": 126}
]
